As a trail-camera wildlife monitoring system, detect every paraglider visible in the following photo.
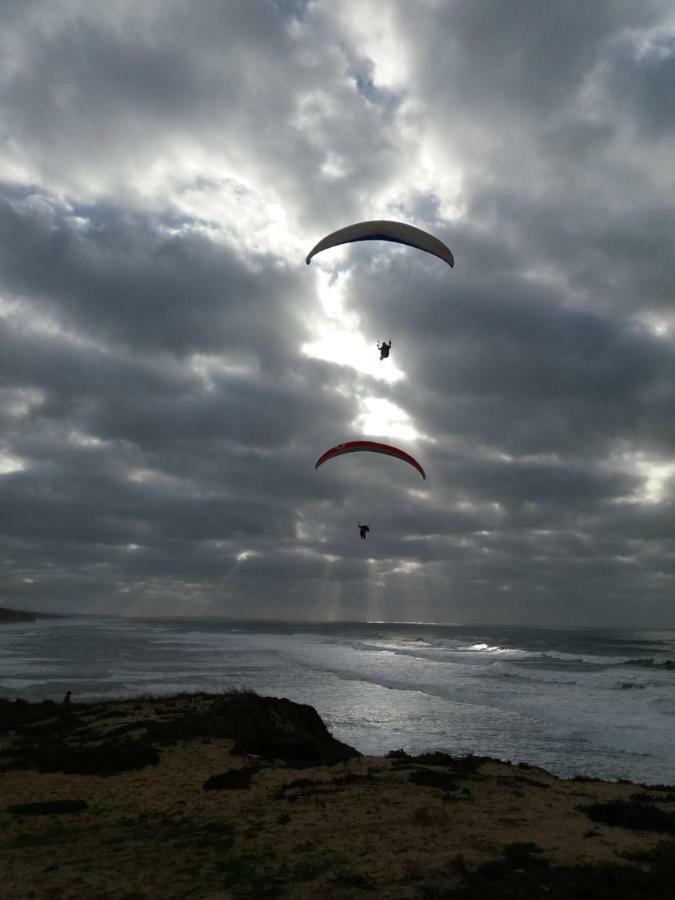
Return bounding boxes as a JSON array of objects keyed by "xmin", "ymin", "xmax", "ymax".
[
  {"xmin": 377, "ymin": 339, "xmax": 392, "ymax": 360},
  {"xmin": 306, "ymin": 220, "xmax": 454, "ymax": 269},
  {"xmin": 306, "ymin": 220, "xmax": 453, "ymax": 362},
  {"xmin": 315, "ymin": 440, "xmax": 426, "ymax": 480},
  {"xmin": 306, "ymin": 219, "xmax": 443, "ymax": 536}
]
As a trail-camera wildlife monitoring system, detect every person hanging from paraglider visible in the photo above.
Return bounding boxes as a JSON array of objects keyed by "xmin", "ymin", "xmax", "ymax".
[
  {"xmin": 377, "ymin": 339, "xmax": 391, "ymax": 360},
  {"xmin": 358, "ymin": 522, "xmax": 371, "ymax": 540}
]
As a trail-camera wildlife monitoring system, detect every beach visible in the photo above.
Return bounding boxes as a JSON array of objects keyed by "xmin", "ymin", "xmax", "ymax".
[{"xmin": 2, "ymin": 691, "xmax": 674, "ymax": 899}]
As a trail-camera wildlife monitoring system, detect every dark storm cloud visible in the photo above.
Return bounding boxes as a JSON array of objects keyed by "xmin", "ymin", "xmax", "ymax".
[
  {"xmin": 1, "ymin": 1, "xmax": 674, "ymax": 624},
  {"xmin": 347, "ymin": 231, "xmax": 675, "ymax": 463},
  {"xmin": 0, "ymin": 181, "xmax": 362, "ymax": 613},
  {"xmin": 386, "ymin": 0, "xmax": 675, "ymax": 325},
  {"xmin": 392, "ymin": 0, "xmax": 667, "ymax": 157},
  {"xmin": 425, "ymin": 1, "xmax": 625, "ymax": 115},
  {"xmin": 0, "ymin": 194, "xmax": 308, "ymax": 362}
]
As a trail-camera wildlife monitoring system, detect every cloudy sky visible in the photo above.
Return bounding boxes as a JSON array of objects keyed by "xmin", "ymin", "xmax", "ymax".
[{"xmin": 1, "ymin": 0, "xmax": 674, "ymax": 625}]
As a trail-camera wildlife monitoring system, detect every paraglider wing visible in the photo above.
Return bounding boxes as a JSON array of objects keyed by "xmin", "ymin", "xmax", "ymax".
[
  {"xmin": 314, "ymin": 440, "xmax": 426, "ymax": 480},
  {"xmin": 306, "ymin": 220, "xmax": 454, "ymax": 268}
]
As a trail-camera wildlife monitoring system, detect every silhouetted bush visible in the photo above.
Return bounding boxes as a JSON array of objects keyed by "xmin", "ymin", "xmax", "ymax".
[
  {"xmin": 18, "ymin": 716, "xmax": 89, "ymax": 738},
  {"xmin": 502, "ymin": 841, "xmax": 546, "ymax": 867},
  {"xmin": 329, "ymin": 872, "xmax": 375, "ymax": 890},
  {"xmin": 0, "ymin": 699, "xmax": 63, "ymax": 733},
  {"xmin": 9, "ymin": 736, "xmax": 159, "ymax": 775},
  {"xmin": 449, "ymin": 841, "xmax": 675, "ymax": 899},
  {"xmin": 8, "ymin": 800, "xmax": 88, "ymax": 815},
  {"xmin": 408, "ymin": 769, "xmax": 459, "ymax": 791},
  {"xmin": 399, "ymin": 751, "xmax": 486, "ymax": 772},
  {"xmin": 579, "ymin": 799, "xmax": 675, "ymax": 833},
  {"xmin": 203, "ymin": 766, "xmax": 260, "ymax": 790},
  {"xmin": 210, "ymin": 692, "xmax": 359, "ymax": 766},
  {"xmin": 497, "ymin": 774, "xmax": 550, "ymax": 789}
]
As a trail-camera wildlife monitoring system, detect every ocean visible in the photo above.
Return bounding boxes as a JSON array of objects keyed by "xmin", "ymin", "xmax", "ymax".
[{"xmin": 1, "ymin": 617, "xmax": 674, "ymax": 784}]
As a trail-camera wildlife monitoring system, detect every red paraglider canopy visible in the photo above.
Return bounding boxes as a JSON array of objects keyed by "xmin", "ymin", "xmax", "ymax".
[{"xmin": 314, "ymin": 440, "xmax": 426, "ymax": 480}]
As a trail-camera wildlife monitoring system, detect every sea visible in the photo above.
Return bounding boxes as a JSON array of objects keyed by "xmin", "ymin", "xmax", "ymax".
[{"xmin": 1, "ymin": 617, "xmax": 674, "ymax": 785}]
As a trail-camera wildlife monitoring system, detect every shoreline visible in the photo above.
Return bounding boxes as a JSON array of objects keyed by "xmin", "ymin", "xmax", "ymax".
[{"xmin": 2, "ymin": 691, "xmax": 674, "ymax": 898}]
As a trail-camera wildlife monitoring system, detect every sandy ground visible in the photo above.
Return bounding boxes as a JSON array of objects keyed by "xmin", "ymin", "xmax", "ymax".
[{"xmin": 1, "ymin": 694, "xmax": 673, "ymax": 899}]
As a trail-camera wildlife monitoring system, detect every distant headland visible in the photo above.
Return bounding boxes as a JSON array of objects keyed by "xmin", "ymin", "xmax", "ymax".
[{"xmin": 0, "ymin": 607, "xmax": 63, "ymax": 624}]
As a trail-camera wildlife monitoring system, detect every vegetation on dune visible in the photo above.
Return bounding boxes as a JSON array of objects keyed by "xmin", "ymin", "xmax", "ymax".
[
  {"xmin": 3, "ymin": 691, "xmax": 675, "ymax": 899},
  {"xmin": 579, "ymin": 798, "xmax": 675, "ymax": 834},
  {"xmin": 0, "ymin": 689, "xmax": 359, "ymax": 776},
  {"xmin": 444, "ymin": 840, "xmax": 675, "ymax": 900},
  {"xmin": 8, "ymin": 800, "xmax": 89, "ymax": 816}
]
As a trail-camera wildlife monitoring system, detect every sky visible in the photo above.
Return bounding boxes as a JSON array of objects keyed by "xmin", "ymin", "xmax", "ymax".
[{"xmin": 1, "ymin": 0, "xmax": 674, "ymax": 626}]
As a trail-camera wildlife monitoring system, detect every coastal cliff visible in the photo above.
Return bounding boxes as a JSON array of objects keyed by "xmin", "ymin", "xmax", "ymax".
[{"xmin": 1, "ymin": 691, "xmax": 674, "ymax": 898}]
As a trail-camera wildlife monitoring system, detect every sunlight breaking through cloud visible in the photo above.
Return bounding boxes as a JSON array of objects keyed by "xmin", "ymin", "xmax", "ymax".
[
  {"xmin": 0, "ymin": 451, "xmax": 24, "ymax": 475},
  {"xmin": 301, "ymin": 269, "xmax": 405, "ymax": 382},
  {"xmin": 354, "ymin": 396, "xmax": 420, "ymax": 441}
]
